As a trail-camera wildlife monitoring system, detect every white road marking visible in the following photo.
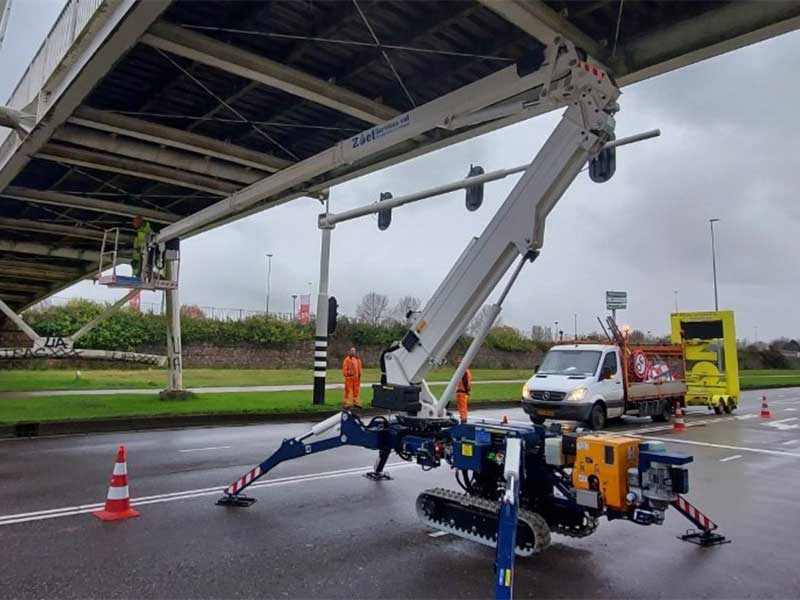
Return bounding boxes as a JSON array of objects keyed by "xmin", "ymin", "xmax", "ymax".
[
  {"xmin": 781, "ymin": 440, "xmax": 799, "ymax": 446},
  {"xmin": 762, "ymin": 417, "xmax": 800, "ymax": 431},
  {"xmin": 736, "ymin": 414, "xmax": 758, "ymax": 420},
  {"xmin": 784, "ymin": 408, "xmax": 797, "ymax": 412},
  {"xmin": 178, "ymin": 445, "xmax": 232, "ymax": 453},
  {"xmin": 0, "ymin": 462, "xmax": 416, "ymax": 527},
  {"xmin": 719, "ymin": 455, "xmax": 742, "ymax": 463},
  {"xmin": 637, "ymin": 435, "xmax": 800, "ymax": 459},
  {"xmin": 428, "ymin": 530, "xmax": 450, "ymax": 538}
]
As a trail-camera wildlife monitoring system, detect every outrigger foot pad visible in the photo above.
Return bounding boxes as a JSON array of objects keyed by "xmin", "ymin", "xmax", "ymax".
[
  {"xmin": 364, "ymin": 471, "xmax": 392, "ymax": 481},
  {"xmin": 678, "ymin": 529, "xmax": 731, "ymax": 547},
  {"xmin": 216, "ymin": 494, "xmax": 257, "ymax": 507}
]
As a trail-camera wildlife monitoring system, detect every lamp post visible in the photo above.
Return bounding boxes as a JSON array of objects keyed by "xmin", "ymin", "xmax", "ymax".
[
  {"xmin": 573, "ymin": 313, "xmax": 578, "ymax": 340},
  {"xmin": 291, "ymin": 294, "xmax": 298, "ymax": 320},
  {"xmin": 709, "ymin": 218, "xmax": 721, "ymax": 311},
  {"xmin": 673, "ymin": 290, "xmax": 678, "ymax": 312},
  {"xmin": 554, "ymin": 320, "xmax": 559, "ymax": 342},
  {"xmin": 265, "ymin": 253, "xmax": 273, "ymax": 314}
]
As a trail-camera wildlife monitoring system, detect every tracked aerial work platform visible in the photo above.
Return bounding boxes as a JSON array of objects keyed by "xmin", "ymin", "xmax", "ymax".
[{"xmin": 0, "ymin": 0, "xmax": 799, "ymax": 312}]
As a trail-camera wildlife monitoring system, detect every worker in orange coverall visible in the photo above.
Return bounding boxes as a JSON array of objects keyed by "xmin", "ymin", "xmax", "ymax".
[
  {"xmin": 342, "ymin": 346, "xmax": 363, "ymax": 409},
  {"xmin": 454, "ymin": 356, "xmax": 473, "ymax": 423}
]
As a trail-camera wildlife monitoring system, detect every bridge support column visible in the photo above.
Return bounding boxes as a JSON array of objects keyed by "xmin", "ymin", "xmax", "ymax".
[{"xmin": 160, "ymin": 239, "xmax": 191, "ymax": 400}]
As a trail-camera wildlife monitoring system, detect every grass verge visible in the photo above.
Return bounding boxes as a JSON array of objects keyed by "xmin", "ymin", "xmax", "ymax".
[
  {"xmin": 0, "ymin": 382, "xmax": 523, "ymax": 424},
  {"xmin": 0, "ymin": 367, "xmax": 530, "ymax": 393}
]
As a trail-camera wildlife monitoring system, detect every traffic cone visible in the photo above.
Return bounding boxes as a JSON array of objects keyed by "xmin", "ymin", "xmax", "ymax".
[
  {"xmin": 502, "ymin": 415, "xmax": 509, "ymax": 424},
  {"xmin": 672, "ymin": 402, "xmax": 687, "ymax": 433},
  {"xmin": 94, "ymin": 445, "xmax": 140, "ymax": 521},
  {"xmin": 760, "ymin": 396, "xmax": 771, "ymax": 419}
]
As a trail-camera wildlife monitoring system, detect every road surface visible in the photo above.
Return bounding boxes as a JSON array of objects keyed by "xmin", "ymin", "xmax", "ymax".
[{"xmin": 1, "ymin": 388, "xmax": 798, "ymax": 598}]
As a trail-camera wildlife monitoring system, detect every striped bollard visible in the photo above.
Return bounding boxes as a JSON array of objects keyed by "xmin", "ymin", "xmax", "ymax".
[{"xmin": 313, "ymin": 335, "xmax": 327, "ymax": 405}]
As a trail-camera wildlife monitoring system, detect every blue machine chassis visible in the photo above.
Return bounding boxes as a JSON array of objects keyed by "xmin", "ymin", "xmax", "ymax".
[{"xmin": 216, "ymin": 411, "xmax": 726, "ymax": 598}]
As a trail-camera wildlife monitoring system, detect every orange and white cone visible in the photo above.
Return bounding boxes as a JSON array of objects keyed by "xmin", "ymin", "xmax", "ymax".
[
  {"xmin": 94, "ymin": 445, "xmax": 140, "ymax": 521},
  {"xmin": 672, "ymin": 402, "xmax": 687, "ymax": 433},
  {"xmin": 760, "ymin": 395, "xmax": 771, "ymax": 419}
]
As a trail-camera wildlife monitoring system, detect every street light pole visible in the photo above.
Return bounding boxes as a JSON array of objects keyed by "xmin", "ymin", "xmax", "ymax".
[
  {"xmin": 673, "ymin": 290, "xmax": 678, "ymax": 312},
  {"xmin": 554, "ymin": 320, "xmax": 559, "ymax": 342},
  {"xmin": 265, "ymin": 253, "xmax": 273, "ymax": 314},
  {"xmin": 709, "ymin": 218, "xmax": 721, "ymax": 311},
  {"xmin": 291, "ymin": 294, "xmax": 298, "ymax": 320},
  {"xmin": 573, "ymin": 313, "xmax": 578, "ymax": 340}
]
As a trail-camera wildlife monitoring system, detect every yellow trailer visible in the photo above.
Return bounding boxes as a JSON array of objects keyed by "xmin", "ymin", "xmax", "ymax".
[{"xmin": 670, "ymin": 311, "xmax": 739, "ymax": 413}]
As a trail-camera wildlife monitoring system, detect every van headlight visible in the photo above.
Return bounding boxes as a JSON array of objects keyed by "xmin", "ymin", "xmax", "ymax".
[
  {"xmin": 522, "ymin": 382, "xmax": 532, "ymax": 400},
  {"xmin": 565, "ymin": 387, "xmax": 588, "ymax": 402}
]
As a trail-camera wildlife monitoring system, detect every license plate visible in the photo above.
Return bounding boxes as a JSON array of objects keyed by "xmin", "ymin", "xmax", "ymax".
[{"xmin": 538, "ymin": 409, "xmax": 556, "ymax": 417}]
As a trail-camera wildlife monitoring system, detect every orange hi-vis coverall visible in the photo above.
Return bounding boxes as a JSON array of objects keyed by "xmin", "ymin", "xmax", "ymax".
[
  {"xmin": 343, "ymin": 355, "xmax": 362, "ymax": 408},
  {"xmin": 456, "ymin": 368, "xmax": 472, "ymax": 422}
]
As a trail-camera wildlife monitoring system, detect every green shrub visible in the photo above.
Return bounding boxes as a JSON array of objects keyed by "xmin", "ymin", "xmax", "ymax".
[
  {"xmin": 24, "ymin": 300, "xmax": 311, "ymax": 350},
  {"xmin": 23, "ymin": 301, "xmax": 546, "ymax": 354},
  {"xmin": 485, "ymin": 326, "xmax": 535, "ymax": 352}
]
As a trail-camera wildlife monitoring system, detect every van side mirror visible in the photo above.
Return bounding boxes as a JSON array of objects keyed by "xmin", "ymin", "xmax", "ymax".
[
  {"xmin": 600, "ymin": 367, "xmax": 612, "ymax": 381},
  {"xmin": 533, "ymin": 364, "xmax": 540, "ymax": 373}
]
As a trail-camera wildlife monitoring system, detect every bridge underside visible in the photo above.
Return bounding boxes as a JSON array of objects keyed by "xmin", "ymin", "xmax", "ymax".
[{"xmin": 1, "ymin": 0, "xmax": 799, "ymax": 311}]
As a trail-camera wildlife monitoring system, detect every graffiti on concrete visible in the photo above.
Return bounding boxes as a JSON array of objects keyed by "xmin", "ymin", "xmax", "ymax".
[
  {"xmin": 32, "ymin": 336, "xmax": 74, "ymax": 352},
  {"xmin": 0, "ymin": 346, "xmax": 166, "ymax": 366},
  {"xmin": 102, "ymin": 351, "xmax": 166, "ymax": 367},
  {"xmin": 0, "ymin": 346, "xmax": 81, "ymax": 360}
]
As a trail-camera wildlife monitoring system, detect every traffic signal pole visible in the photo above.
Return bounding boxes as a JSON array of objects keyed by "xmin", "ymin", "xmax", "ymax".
[{"xmin": 313, "ymin": 224, "xmax": 333, "ymax": 405}]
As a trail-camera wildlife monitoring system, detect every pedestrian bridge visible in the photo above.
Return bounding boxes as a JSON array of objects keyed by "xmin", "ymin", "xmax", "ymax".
[{"xmin": 0, "ymin": 0, "xmax": 799, "ymax": 314}]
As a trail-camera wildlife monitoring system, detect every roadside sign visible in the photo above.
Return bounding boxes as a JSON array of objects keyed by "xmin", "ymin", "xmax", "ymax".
[{"xmin": 606, "ymin": 290, "xmax": 627, "ymax": 310}]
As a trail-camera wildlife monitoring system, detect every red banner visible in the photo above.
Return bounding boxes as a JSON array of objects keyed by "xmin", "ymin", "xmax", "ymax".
[
  {"xmin": 299, "ymin": 294, "xmax": 311, "ymax": 323},
  {"xmin": 129, "ymin": 290, "xmax": 141, "ymax": 312}
]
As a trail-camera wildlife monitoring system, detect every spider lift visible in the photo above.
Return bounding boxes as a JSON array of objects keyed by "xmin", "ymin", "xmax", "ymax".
[
  {"xmin": 96, "ymin": 227, "xmax": 178, "ymax": 290},
  {"xmin": 216, "ymin": 39, "xmax": 727, "ymax": 598},
  {"xmin": 94, "ymin": 226, "xmax": 187, "ymax": 398}
]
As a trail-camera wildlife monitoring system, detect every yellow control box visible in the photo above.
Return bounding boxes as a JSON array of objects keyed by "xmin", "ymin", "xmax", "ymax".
[{"xmin": 572, "ymin": 434, "xmax": 639, "ymax": 511}]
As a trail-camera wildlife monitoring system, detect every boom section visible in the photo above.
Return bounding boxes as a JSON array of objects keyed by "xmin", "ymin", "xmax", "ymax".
[{"xmin": 384, "ymin": 52, "xmax": 620, "ymax": 416}]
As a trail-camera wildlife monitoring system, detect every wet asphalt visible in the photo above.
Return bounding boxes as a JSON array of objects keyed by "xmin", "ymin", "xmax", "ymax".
[{"xmin": 1, "ymin": 388, "xmax": 798, "ymax": 599}]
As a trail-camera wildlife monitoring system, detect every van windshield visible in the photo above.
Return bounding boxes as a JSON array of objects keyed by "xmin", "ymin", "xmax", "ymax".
[{"xmin": 539, "ymin": 350, "xmax": 601, "ymax": 376}]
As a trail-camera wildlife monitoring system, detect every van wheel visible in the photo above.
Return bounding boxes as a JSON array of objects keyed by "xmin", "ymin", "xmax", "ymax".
[
  {"xmin": 652, "ymin": 402, "xmax": 673, "ymax": 423},
  {"xmin": 587, "ymin": 403, "xmax": 606, "ymax": 430},
  {"xmin": 530, "ymin": 415, "xmax": 546, "ymax": 425},
  {"xmin": 713, "ymin": 404, "xmax": 723, "ymax": 415},
  {"xmin": 723, "ymin": 398, "xmax": 734, "ymax": 414}
]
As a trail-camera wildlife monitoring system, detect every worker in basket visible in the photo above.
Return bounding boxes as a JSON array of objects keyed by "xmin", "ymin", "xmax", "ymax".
[
  {"xmin": 454, "ymin": 355, "xmax": 472, "ymax": 423},
  {"xmin": 342, "ymin": 347, "xmax": 363, "ymax": 409},
  {"xmin": 131, "ymin": 216, "xmax": 152, "ymax": 280}
]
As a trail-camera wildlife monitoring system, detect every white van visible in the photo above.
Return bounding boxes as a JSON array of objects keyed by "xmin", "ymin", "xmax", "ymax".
[{"xmin": 521, "ymin": 343, "xmax": 685, "ymax": 429}]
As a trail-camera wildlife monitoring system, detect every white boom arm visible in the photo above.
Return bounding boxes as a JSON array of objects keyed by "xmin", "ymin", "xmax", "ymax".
[{"xmin": 381, "ymin": 41, "xmax": 620, "ymax": 418}]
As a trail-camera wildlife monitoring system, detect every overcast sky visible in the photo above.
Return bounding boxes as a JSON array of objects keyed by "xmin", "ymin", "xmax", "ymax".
[{"xmin": 2, "ymin": 2, "xmax": 799, "ymax": 342}]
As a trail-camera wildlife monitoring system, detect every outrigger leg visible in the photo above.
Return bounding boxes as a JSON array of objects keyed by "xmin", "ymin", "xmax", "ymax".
[
  {"xmin": 216, "ymin": 411, "xmax": 386, "ymax": 507},
  {"xmin": 495, "ymin": 438, "xmax": 521, "ymax": 600},
  {"xmin": 673, "ymin": 495, "xmax": 730, "ymax": 547},
  {"xmin": 364, "ymin": 447, "xmax": 393, "ymax": 481}
]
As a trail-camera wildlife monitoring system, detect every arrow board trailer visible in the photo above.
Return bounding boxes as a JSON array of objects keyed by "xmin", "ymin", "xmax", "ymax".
[
  {"xmin": 216, "ymin": 40, "xmax": 726, "ymax": 600},
  {"xmin": 671, "ymin": 311, "xmax": 740, "ymax": 414}
]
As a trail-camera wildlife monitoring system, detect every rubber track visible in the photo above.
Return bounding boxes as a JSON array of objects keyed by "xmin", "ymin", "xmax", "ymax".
[{"xmin": 416, "ymin": 487, "xmax": 552, "ymax": 556}]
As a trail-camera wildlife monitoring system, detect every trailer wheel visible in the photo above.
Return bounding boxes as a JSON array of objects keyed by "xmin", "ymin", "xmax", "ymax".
[
  {"xmin": 587, "ymin": 403, "xmax": 606, "ymax": 430},
  {"xmin": 652, "ymin": 402, "xmax": 673, "ymax": 423},
  {"xmin": 713, "ymin": 404, "xmax": 723, "ymax": 415},
  {"xmin": 530, "ymin": 415, "xmax": 546, "ymax": 425},
  {"xmin": 723, "ymin": 398, "xmax": 734, "ymax": 414}
]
